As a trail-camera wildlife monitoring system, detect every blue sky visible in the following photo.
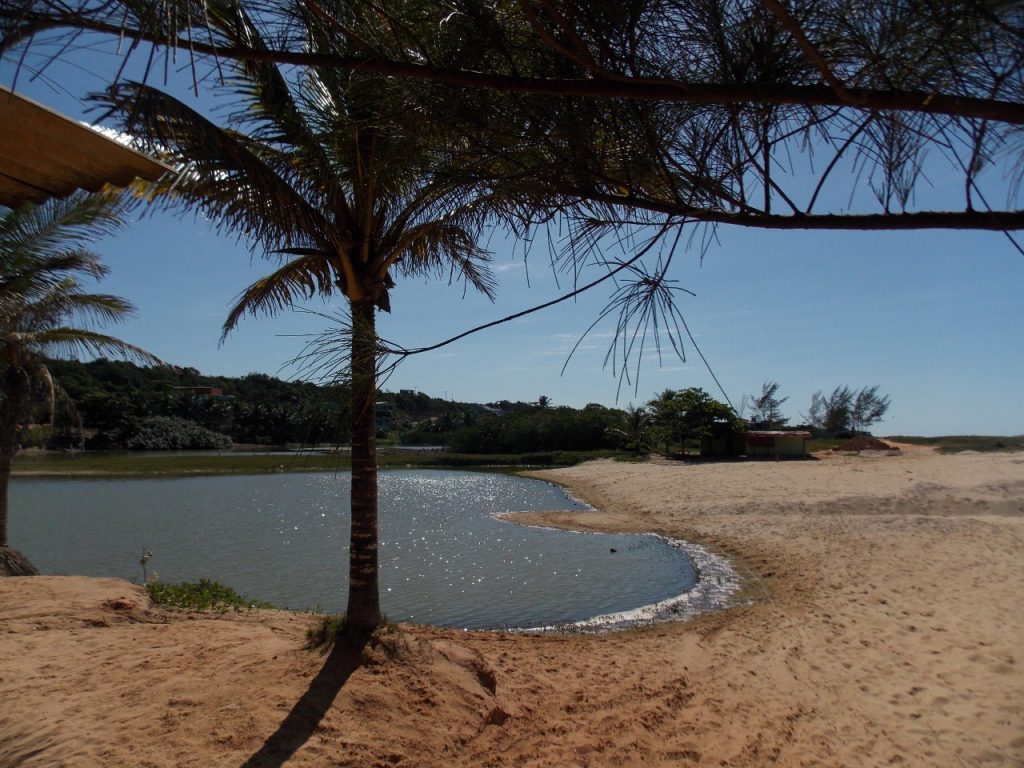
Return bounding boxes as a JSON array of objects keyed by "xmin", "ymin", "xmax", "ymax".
[{"xmin": 4, "ymin": 47, "xmax": 1023, "ymax": 437}]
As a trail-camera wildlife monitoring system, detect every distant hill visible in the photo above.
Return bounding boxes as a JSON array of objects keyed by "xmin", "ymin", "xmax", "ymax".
[{"xmin": 38, "ymin": 359, "xmax": 625, "ymax": 453}]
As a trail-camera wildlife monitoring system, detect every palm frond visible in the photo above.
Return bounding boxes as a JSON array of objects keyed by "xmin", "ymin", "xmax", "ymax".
[
  {"xmin": 210, "ymin": 2, "xmax": 347, "ymax": 200},
  {"xmin": 20, "ymin": 289, "xmax": 137, "ymax": 329},
  {"xmin": 28, "ymin": 328, "xmax": 163, "ymax": 366},
  {"xmin": 389, "ymin": 219, "xmax": 496, "ymax": 300},
  {"xmin": 95, "ymin": 81, "xmax": 334, "ymax": 256},
  {"xmin": 0, "ymin": 192, "xmax": 124, "ymax": 271},
  {"xmin": 0, "ymin": 250, "xmax": 106, "ymax": 320},
  {"xmin": 222, "ymin": 250, "xmax": 339, "ymax": 340},
  {"xmin": 1, "ymin": 195, "xmax": 162, "ymax": 375}
]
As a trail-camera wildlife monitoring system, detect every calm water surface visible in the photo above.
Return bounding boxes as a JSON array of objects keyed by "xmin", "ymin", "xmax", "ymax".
[{"xmin": 10, "ymin": 470, "xmax": 694, "ymax": 629}]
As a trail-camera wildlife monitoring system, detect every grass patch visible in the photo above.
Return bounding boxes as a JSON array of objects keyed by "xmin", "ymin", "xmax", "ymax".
[
  {"xmin": 305, "ymin": 614, "xmax": 350, "ymax": 652},
  {"xmin": 305, "ymin": 614, "xmax": 397, "ymax": 654},
  {"xmin": 146, "ymin": 579, "xmax": 274, "ymax": 612},
  {"xmin": 887, "ymin": 435, "xmax": 1024, "ymax": 453},
  {"xmin": 12, "ymin": 448, "xmax": 626, "ymax": 477}
]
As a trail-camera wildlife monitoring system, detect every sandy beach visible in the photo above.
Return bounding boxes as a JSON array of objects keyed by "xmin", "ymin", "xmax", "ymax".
[{"xmin": 1, "ymin": 446, "xmax": 1022, "ymax": 767}]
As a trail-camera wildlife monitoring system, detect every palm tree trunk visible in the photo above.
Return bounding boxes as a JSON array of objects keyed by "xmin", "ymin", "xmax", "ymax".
[
  {"xmin": 0, "ymin": 366, "xmax": 25, "ymax": 548},
  {"xmin": 344, "ymin": 298, "xmax": 381, "ymax": 633},
  {"xmin": 0, "ymin": 367, "xmax": 38, "ymax": 575}
]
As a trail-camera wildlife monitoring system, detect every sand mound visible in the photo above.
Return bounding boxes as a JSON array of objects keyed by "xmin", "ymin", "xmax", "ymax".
[
  {"xmin": 0, "ymin": 577, "xmax": 508, "ymax": 767},
  {"xmin": 832, "ymin": 435, "xmax": 896, "ymax": 452}
]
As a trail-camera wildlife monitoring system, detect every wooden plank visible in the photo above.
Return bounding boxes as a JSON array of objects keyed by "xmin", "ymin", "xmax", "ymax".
[{"xmin": 0, "ymin": 86, "xmax": 169, "ymax": 206}]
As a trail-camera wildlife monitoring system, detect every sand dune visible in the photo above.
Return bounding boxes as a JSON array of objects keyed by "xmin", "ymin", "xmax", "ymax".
[{"xmin": 1, "ymin": 446, "xmax": 1021, "ymax": 767}]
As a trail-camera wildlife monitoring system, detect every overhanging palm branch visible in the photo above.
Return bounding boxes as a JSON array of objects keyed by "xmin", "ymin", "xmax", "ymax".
[{"xmin": 99, "ymin": 82, "xmax": 334, "ymax": 254}]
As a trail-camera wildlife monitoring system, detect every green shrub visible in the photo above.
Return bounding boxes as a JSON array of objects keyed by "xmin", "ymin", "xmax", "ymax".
[
  {"xmin": 125, "ymin": 416, "xmax": 232, "ymax": 450},
  {"xmin": 19, "ymin": 425, "xmax": 54, "ymax": 449},
  {"xmin": 305, "ymin": 614, "xmax": 399, "ymax": 654},
  {"xmin": 146, "ymin": 579, "xmax": 273, "ymax": 612}
]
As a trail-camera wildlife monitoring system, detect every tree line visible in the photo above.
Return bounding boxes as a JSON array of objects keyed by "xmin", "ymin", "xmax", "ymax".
[
  {"xmin": 36, "ymin": 359, "xmax": 350, "ymax": 449},
  {"xmin": 744, "ymin": 381, "xmax": 891, "ymax": 436},
  {"xmin": 619, "ymin": 382, "xmax": 893, "ymax": 457},
  {"xmin": 28, "ymin": 359, "xmax": 633, "ymax": 453}
]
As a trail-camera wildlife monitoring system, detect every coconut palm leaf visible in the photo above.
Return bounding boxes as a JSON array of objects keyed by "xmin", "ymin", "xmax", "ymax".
[
  {"xmin": 18, "ymin": 288, "xmax": 138, "ymax": 330},
  {"xmin": 210, "ymin": 3, "xmax": 347, "ymax": 199},
  {"xmin": 0, "ymin": 191, "xmax": 127, "ymax": 262},
  {"xmin": 26, "ymin": 328, "xmax": 162, "ymax": 366},
  {"xmin": 0, "ymin": 251, "xmax": 106, "ymax": 320},
  {"xmin": 387, "ymin": 219, "xmax": 496, "ymax": 300},
  {"xmin": 0, "ymin": 250, "xmax": 107, "ymax": 290},
  {"xmin": 222, "ymin": 249, "xmax": 340, "ymax": 339},
  {"xmin": 97, "ymin": 82, "xmax": 334, "ymax": 254}
]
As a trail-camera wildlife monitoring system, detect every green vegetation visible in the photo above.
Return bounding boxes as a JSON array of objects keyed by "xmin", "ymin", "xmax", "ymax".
[
  {"xmin": 646, "ymin": 388, "xmax": 745, "ymax": 456},
  {"xmin": 46, "ymin": 359, "xmax": 349, "ymax": 449},
  {"xmin": 45, "ymin": 358, "xmax": 536, "ymax": 450},
  {"xmin": 446, "ymin": 404, "xmax": 623, "ymax": 454},
  {"xmin": 305, "ymin": 614, "xmax": 400, "ymax": 655},
  {"xmin": 124, "ymin": 416, "xmax": 233, "ymax": 451},
  {"xmin": 146, "ymin": 579, "xmax": 274, "ymax": 612},
  {"xmin": 20, "ymin": 360, "xmax": 642, "ymax": 463},
  {"xmin": 806, "ymin": 386, "xmax": 891, "ymax": 435},
  {"xmin": 303, "ymin": 614, "xmax": 356, "ymax": 653},
  {"xmin": 888, "ymin": 436, "xmax": 1024, "ymax": 454}
]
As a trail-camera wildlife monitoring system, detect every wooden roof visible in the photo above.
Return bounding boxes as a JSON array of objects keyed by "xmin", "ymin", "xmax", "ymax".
[{"xmin": 0, "ymin": 86, "xmax": 169, "ymax": 207}]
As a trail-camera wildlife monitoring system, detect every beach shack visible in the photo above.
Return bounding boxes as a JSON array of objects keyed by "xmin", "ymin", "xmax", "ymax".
[{"xmin": 745, "ymin": 430, "xmax": 811, "ymax": 459}]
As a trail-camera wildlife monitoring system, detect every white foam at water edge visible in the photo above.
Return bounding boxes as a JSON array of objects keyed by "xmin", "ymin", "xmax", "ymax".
[{"xmin": 514, "ymin": 537, "xmax": 744, "ymax": 634}]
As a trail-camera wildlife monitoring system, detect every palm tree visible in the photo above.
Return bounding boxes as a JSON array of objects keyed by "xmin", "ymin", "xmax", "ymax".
[
  {"xmin": 616, "ymin": 404, "xmax": 652, "ymax": 456},
  {"xmin": 97, "ymin": 7, "xmax": 497, "ymax": 634},
  {"xmin": 0, "ymin": 191, "xmax": 162, "ymax": 575}
]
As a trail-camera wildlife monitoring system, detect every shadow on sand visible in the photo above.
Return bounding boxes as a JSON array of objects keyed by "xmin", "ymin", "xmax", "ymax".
[{"xmin": 240, "ymin": 635, "xmax": 367, "ymax": 768}]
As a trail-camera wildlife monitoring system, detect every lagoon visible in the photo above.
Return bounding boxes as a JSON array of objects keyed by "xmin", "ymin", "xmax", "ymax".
[{"xmin": 10, "ymin": 470, "xmax": 695, "ymax": 629}]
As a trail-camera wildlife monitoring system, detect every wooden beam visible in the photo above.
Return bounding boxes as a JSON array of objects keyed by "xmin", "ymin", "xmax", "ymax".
[{"xmin": 0, "ymin": 86, "xmax": 169, "ymax": 207}]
